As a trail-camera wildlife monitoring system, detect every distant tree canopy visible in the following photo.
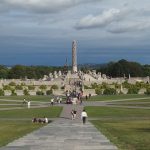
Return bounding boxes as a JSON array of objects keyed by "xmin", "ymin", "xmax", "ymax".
[
  {"xmin": 0, "ymin": 65, "xmax": 64, "ymax": 79},
  {"xmin": 0, "ymin": 60, "xmax": 150, "ymax": 79},
  {"xmin": 96, "ymin": 59, "xmax": 150, "ymax": 77}
]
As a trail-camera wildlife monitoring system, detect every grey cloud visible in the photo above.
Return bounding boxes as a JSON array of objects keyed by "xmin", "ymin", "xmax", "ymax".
[
  {"xmin": 75, "ymin": 8, "xmax": 124, "ymax": 30},
  {"xmin": 0, "ymin": 0, "xmax": 100, "ymax": 14},
  {"xmin": 108, "ymin": 21, "xmax": 150, "ymax": 34}
]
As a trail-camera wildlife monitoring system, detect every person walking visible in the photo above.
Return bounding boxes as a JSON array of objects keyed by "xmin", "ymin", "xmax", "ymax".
[
  {"xmin": 81, "ymin": 109, "xmax": 88, "ymax": 124},
  {"xmin": 73, "ymin": 109, "xmax": 77, "ymax": 119},
  {"xmin": 71, "ymin": 109, "xmax": 74, "ymax": 120},
  {"xmin": 27, "ymin": 100, "xmax": 31, "ymax": 109},
  {"xmin": 51, "ymin": 98, "xmax": 54, "ymax": 106}
]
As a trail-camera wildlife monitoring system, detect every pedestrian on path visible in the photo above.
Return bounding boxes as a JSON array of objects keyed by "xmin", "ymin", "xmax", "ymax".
[
  {"xmin": 71, "ymin": 109, "xmax": 74, "ymax": 120},
  {"xmin": 81, "ymin": 109, "xmax": 88, "ymax": 124},
  {"xmin": 73, "ymin": 109, "xmax": 77, "ymax": 119}
]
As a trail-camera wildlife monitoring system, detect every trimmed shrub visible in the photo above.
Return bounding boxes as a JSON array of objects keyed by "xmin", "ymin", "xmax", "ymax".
[
  {"xmin": 3, "ymin": 85, "xmax": 12, "ymax": 90},
  {"xmin": 28, "ymin": 85, "xmax": 35, "ymax": 90},
  {"xmin": 51, "ymin": 85, "xmax": 58, "ymax": 90},
  {"xmin": 11, "ymin": 90, "xmax": 17, "ymax": 96},
  {"xmin": 84, "ymin": 85, "xmax": 91, "ymax": 89},
  {"xmin": 9, "ymin": 82, "xmax": 16, "ymax": 86},
  {"xmin": 95, "ymin": 88, "xmax": 102, "ymax": 95},
  {"xmin": 0, "ymin": 89, "xmax": 4, "ymax": 96},
  {"xmin": 23, "ymin": 89, "xmax": 30, "ymax": 95},
  {"xmin": 91, "ymin": 83, "xmax": 98, "ymax": 89},
  {"xmin": 46, "ymin": 90, "xmax": 52, "ymax": 95},
  {"xmin": 127, "ymin": 87, "xmax": 140, "ymax": 94},
  {"xmin": 36, "ymin": 91, "xmax": 44, "ymax": 95},
  {"xmin": 21, "ymin": 82, "xmax": 26, "ymax": 86},
  {"xmin": 15, "ymin": 85, "xmax": 23, "ymax": 90},
  {"xmin": 39, "ymin": 85, "xmax": 47, "ymax": 90},
  {"xmin": 103, "ymin": 88, "xmax": 117, "ymax": 95},
  {"xmin": 145, "ymin": 88, "xmax": 150, "ymax": 95}
]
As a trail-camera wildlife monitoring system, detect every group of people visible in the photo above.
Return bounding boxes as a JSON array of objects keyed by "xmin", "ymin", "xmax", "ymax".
[
  {"xmin": 32, "ymin": 116, "xmax": 48, "ymax": 124},
  {"xmin": 50, "ymin": 96, "xmax": 62, "ymax": 106},
  {"xmin": 71, "ymin": 109, "xmax": 88, "ymax": 124},
  {"xmin": 85, "ymin": 93, "xmax": 91, "ymax": 100},
  {"xmin": 66, "ymin": 90, "xmax": 83, "ymax": 105}
]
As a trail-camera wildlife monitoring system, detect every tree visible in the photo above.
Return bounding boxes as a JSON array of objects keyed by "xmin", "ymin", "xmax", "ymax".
[
  {"xmin": 8, "ymin": 65, "xmax": 26, "ymax": 79},
  {"xmin": 0, "ymin": 65, "xmax": 8, "ymax": 79}
]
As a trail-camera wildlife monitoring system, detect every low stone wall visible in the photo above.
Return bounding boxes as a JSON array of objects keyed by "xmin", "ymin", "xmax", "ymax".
[
  {"xmin": 52, "ymin": 89, "xmax": 65, "ymax": 96},
  {"xmin": 83, "ymin": 89, "xmax": 96, "ymax": 96}
]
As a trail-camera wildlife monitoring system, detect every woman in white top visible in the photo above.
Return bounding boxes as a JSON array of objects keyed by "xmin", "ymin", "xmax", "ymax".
[{"xmin": 81, "ymin": 109, "xmax": 88, "ymax": 124}]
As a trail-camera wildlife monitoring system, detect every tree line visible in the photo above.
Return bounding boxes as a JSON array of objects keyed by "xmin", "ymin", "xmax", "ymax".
[
  {"xmin": 0, "ymin": 65, "xmax": 64, "ymax": 79},
  {"xmin": 0, "ymin": 59, "xmax": 150, "ymax": 79},
  {"xmin": 95, "ymin": 59, "xmax": 150, "ymax": 77}
]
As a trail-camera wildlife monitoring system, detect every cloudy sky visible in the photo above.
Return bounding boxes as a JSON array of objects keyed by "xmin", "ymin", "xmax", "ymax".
[{"xmin": 0, "ymin": 0, "xmax": 150, "ymax": 66}]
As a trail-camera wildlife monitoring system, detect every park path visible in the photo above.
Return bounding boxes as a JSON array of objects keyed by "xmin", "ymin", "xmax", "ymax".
[{"xmin": 0, "ymin": 104, "xmax": 118, "ymax": 150}]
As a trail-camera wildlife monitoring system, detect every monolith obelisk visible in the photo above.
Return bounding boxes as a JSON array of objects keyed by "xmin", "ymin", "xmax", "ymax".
[{"xmin": 72, "ymin": 40, "xmax": 77, "ymax": 73}]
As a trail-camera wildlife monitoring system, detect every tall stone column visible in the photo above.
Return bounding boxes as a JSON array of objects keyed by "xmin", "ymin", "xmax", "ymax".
[{"xmin": 72, "ymin": 40, "xmax": 77, "ymax": 73}]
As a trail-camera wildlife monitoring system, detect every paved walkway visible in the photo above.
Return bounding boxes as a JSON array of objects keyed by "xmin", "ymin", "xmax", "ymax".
[{"xmin": 0, "ymin": 105, "xmax": 118, "ymax": 150}]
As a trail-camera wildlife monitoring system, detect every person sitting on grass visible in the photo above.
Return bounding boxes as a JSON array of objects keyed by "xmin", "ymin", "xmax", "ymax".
[
  {"xmin": 32, "ymin": 117, "xmax": 38, "ymax": 123},
  {"xmin": 44, "ymin": 116, "xmax": 48, "ymax": 123}
]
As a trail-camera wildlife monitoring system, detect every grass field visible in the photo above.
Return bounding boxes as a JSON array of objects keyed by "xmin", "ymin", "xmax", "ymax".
[
  {"xmin": 0, "ymin": 120, "xmax": 45, "ymax": 147},
  {"xmin": 87, "ymin": 94, "xmax": 150, "ymax": 101},
  {"xmin": 0, "ymin": 95, "xmax": 65, "ymax": 102},
  {"xmin": 85, "ymin": 106, "xmax": 150, "ymax": 150},
  {"xmin": 1, "ymin": 95, "xmax": 150, "ymax": 149},
  {"xmin": 0, "ymin": 105, "xmax": 62, "ymax": 147},
  {"xmin": 112, "ymin": 103, "xmax": 150, "ymax": 107},
  {"xmin": 110, "ymin": 98, "xmax": 150, "ymax": 103},
  {"xmin": 92, "ymin": 120, "xmax": 150, "ymax": 150},
  {"xmin": 0, "ymin": 96, "xmax": 53, "ymax": 102},
  {"xmin": 0, "ymin": 106, "xmax": 62, "ymax": 118},
  {"xmin": 85, "ymin": 106, "xmax": 150, "ymax": 118}
]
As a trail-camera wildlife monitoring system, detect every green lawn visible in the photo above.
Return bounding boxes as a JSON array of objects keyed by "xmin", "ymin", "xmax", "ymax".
[
  {"xmin": 86, "ymin": 106, "xmax": 150, "ymax": 149},
  {"xmin": 92, "ymin": 120, "xmax": 150, "ymax": 150},
  {"xmin": 0, "ymin": 106, "xmax": 62, "ymax": 118},
  {"xmin": 112, "ymin": 103, "xmax": 150, "ymax": 107},
  {"xmin": 0, "ymin": 105, "xmax": 22, "ymax": 108},
  {"xmin": 114, "ymin": 99, "xmax": 150, "ymax": 103},
  {"xmin": 85, "ymin": 106, "xmax": 150, "ymax": 118},
  {"xmin": 0, "ymin": 120, "xmax": 45, "ymax": 147},
  {"xmin": 0, "ymin": 96, "xmax": 53, "ymax": 102},
  {"xmin": 0, "ymin": 106, "xmax": 62, "ymax": 147},
  {"xmin": 0, "ymin": 101, "xmax": 21, "ymax": 104},
  {"xmin": 86, "ymin": 94, "xmax": 150, "ymax": 101}
]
